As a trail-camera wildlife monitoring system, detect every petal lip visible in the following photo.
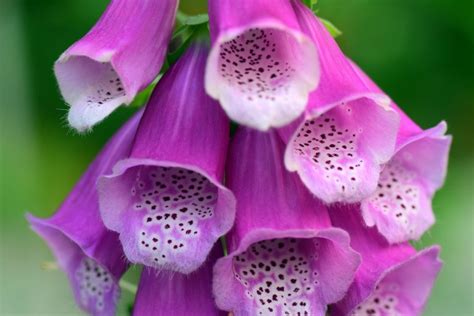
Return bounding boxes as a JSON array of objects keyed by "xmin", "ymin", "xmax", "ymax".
[
  {"xmin": 283, "ymin": 94, "xmax": 399, "ymax": 204},
  {"xmin": 102, "ymin": 157, "xmax": 236, "ymax": 230},
  {"xmin": 285, "ymin": 93, "xmax": 393, "ymax": 173},
  {"xmin": 360, "ymin": 121, "xmax": 451, "ymax": 243},
  {"xmin": 27, "ymin": 214, "xmax": 124, "ymax": 316},
  {"xmin": 26, "ymin": 212, "xmax": 128, "ymax": 278},
  {"xmin": 205, "ymin": 18, "xmax": 319, "ymax": 130},
  {"xmin": 206, "ymin": 18, "xmax": 320, "ymax": 99},
  {"xmin": 335, "ymin": 246, "xmax": 442, "ymax": 316},
  {"xmin": 98, "ymin": 158, "xmax": 236, "ymax": 274},
  {"xmin": 398, "ymin": 121, "xmax": 452, "ymax": 191},
  {"xmin": 396, "ymin": 120, "xmax": 450, "ymax": 153},
  {"xmin": 330, "ymin": 205, "xmax": 442, "ymax": 315},
  {"xmin": 213, "ymin": 227, "xmax": 361, "ymax": 313},
  {"xmin": 306, "ymin": 92, "xmax": 392, "ymax": 119},
  {"xmin": 55, "ymin": 0, "xmax": 178, "ymax": 131}
]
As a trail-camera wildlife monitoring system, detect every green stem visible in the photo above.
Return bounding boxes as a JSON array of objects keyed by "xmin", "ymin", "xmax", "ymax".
[
  {"xmin": 119, "ymin": 279, "xmax": 138, "ymax": 296},
  {"xmin": 220, "ymin": 236, "xmax": 229, "ymax": 256},
  {"xmin": 176, "ymin": 10, "xmax": 189, "ymax": 25}
]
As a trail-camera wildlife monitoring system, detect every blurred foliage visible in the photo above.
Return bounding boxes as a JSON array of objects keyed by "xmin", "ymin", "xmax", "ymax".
[{"xmin": 1, "ymin": 0, "xmax": 473, "ymax": 315}]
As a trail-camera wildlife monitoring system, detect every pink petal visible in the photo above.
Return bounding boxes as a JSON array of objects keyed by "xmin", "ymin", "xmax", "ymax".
[
  {"xmin": 98, "ymin": 43, "xmax": 236, "ymax": 274},
  {"xmin": 280, "ymin": 2, "xmax": 399, "ymax": 204},
  {"xmin": 213, "ymin": 128, "xmax": 360, "ymax": 315},
  {"xmin": 206, "ymin": 0, "xmax": 319, "ymax": 130},
  {"xmin": 55, "ymin": 0, "xmax": 178, "ymax": 131}
]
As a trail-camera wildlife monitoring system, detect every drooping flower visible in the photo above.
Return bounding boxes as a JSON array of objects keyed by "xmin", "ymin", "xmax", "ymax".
[
  {"xmin": 98, "ymin": 42, "xmax": 236, "ymax": 274},
  {"xmin": 27, "ymin": 111, "xmax": 143, "ymax": 316},
  {"xmin": 133, "ymin": 245, "xmax": 226, "ymax": 316},
  {"xmin": 279, "ymin": 1, "xmax": 400, "ymax": 204},
  {"xmin": 55, "ymin": 0, "xmax": 178, "ymax": 131},
  {"xmin": 348, "ymin": 61, "xmax": 452, "ymax": 243},
  {"xmin": 205, "ymin": 0, "xmax": 320, "ymax": 130},
  {"xmin": 329, "ymin": 205, "xmax": 442, "ymax": 316},
  {"xmin": 213, "ymin": 128, "xmax": 360, "ymax": 315}
]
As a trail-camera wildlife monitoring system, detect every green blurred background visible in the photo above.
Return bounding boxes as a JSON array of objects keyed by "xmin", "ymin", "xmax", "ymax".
[{"xmin": 1, "ymin": 0, "xmax": 473, "ymax": 315}]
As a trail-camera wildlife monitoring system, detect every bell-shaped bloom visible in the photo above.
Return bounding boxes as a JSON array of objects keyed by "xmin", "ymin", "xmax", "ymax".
[
  {"xmin": 213, "ymin": 128, "xmax": 360, "ymax": 315},
  {"xmin": 349, "ymin": 61, "xmax": 452, "ymax": 243},
  {"xmin": 329, "ymin": 205, "xmax": 442, "ymax": 316},
  {"xmin": 279, "ymin": 1, "xmax": 400, "ymax": 204},
  {"xmin": 205, "ymin": 0, "xmax": 319, "ymax": 130},
  {"xmin": 133, "ymin": 245, "xmax": 226, "ymax": 316},
  {"xmin": 27, "ymin": 111, "xmax": 142, "ymax": 316},
  {"xmin": 98, "ymin": 42, "xmax": 236, "ymax": 274},
  {"xmin": 55, "ymin": 0, "xmax": 178, "ymax": 131}
]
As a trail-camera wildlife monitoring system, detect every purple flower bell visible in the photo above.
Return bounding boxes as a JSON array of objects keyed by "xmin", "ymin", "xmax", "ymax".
[
  {"xmin": 329, "ymin": 205, "xmax": 443, "ymax": 316},
  {"xmin": 205, "ymin": 0, "xmax": 320, "ymax": 130},
  {"xmin": 279, "ymin": 1, "xmax": 400, "ymax": 204},
  {"xmin": 55, "ymin": 0, "xmax": 178, "ymax": 131},
  {"xmin": 213, "ymin": 128, "xmax": 360, "ymax": 315},
  {"xmin": 98, "ymin": 42, "xmax": 236, "ymax": 274},
  {"xmin": 27, "ymin": 111, "xmax": 142, "ymax": 315},
  {"xmin": 350, "ymin": 61, "xmax": 452, "ymax": 243}
]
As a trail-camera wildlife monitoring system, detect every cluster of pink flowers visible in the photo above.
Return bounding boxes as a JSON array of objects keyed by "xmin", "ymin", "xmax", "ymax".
[{"xmin": 28, "ymin": 1, "xmax": 451, "ymax": 315}]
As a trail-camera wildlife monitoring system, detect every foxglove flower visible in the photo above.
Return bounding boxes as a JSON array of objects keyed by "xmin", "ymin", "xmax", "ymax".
[
  {"xmin": 349, "ymin": 61, "xmax": 452, "ymax": 243},
  {"xmin": 98, "ymin": 42, "xmax": 236, "ymax": 274},
  {"xmin": 55, "ymin": 0, "xmax": 178, "ymax": 131},
  {"xmin": 279, "ymin": 1, "xmax": 400, "ymax": 204},
  {"xmin": 205, "ymin": 0, "xmax": 319, "ymax": 130},
  {"xmin": 27, "ymin": 111, "xmax": 142, "ymax": 316},
  {"xmin": 133, "ymin": 245, "xmax": 225, "ymax": 316},
  {"xmin": 213, "ymin": 128, "xmax": 360, "ymax": 315},
  {"xmin": 329, "ymin": 205, "xmax": 442, "ymax": 316}
]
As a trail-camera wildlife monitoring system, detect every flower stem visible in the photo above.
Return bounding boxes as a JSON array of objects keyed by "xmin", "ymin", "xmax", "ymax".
[{"xmin": 119, "ymin": 279, "xmax": 138, "ymax": 295}]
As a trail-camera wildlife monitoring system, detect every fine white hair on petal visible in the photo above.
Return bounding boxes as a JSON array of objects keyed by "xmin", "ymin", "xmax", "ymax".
[{"xmin": 56, "ymin": 57, "xmax": 129, "ymax": 131}]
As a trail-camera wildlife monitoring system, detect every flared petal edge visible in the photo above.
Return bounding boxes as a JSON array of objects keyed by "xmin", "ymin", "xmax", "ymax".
[
  {"xmin": 27, "ymin": 214, "xmax": 123, "ymax": 316},
  {"xmin": 205, "ymin": 19, "xmax": 319, "ymax": 130},
  {"xmin": 283, "ymin": 94, "xmax": 399, "ymax": 204},
  {"xmin": 98, "ymin": 158, "xmax": 236, "ymax": 274},
  {"xmin": 361, "ymin": 122, "xmax": 452, "ymax": 243},
  {"xmin": 213, "ymin": 227, "xmax": 360, "ymax": 316},
  {"xmin": 333, "ymin": 246, "xmax": 442, "ymax": 316}
]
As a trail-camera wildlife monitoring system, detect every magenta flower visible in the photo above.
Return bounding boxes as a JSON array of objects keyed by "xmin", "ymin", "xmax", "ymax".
[
  {"xmin": 329, "ymin": 205, "xmax": 442, "ymax": 316},
  {"xmin": 213, "ymin": 128, "xmax": 360, "ymax": 315},
  {"xmin": 133, "ymin": 245, "xmax": 226, "ymax": 316},
  {"xmin": 349, "ymin": 61, "xmax": 452, "ymax": 243},
  {"xmin": 55, "ymin": 0, "xmax": 178, "ymax": 131},
  {"xmin": 98, "ymin": 42, "xmax": 236, "ymax": 274},
  {"xmin": 26, "ymin": 111, "xmax": 142, "ymax": 316},
  {"xmin": 205, "ymin": 0, "xmax": 319, "ymax": 130},
  {"xmin": 27, "ymin": 2, "xmax": 451, "ymax": 314},
  {"xmin": 279, "ymin": 1, "xmax": 400, "ymax": 204}
]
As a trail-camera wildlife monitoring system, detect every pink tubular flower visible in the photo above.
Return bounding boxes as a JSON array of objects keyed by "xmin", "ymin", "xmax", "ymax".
[
  {"xmin": 98, "ymin": 42, "xmax": 236, "ymax": 274},
  {"xmin": 213, "ymin": 128, "xmax": 360, "ymax": 315},
  {"xmin": 133, "ymin": 245, "xmax": 226, "ymax": 316},
  {"xmin": 205, "ymin": 0, "xmax": 319, "ymax": 130},
  {"xmin": 55, "ymin": 0, "xmax": 178, "ymax": 132},
  {"xmin": 329, "ymin": 205, "xmax": 442, "ymax": 316},
  {"xmin": 279, "ymin": 1, "xmax": 400, "ymax": 204},
  {"xmin": 349, "ymin": 61, "xmax": 452, "ymax": 243},
  {"xmin": 26, "ymin": 111, "xmax": 142, "ymax": 316}
]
